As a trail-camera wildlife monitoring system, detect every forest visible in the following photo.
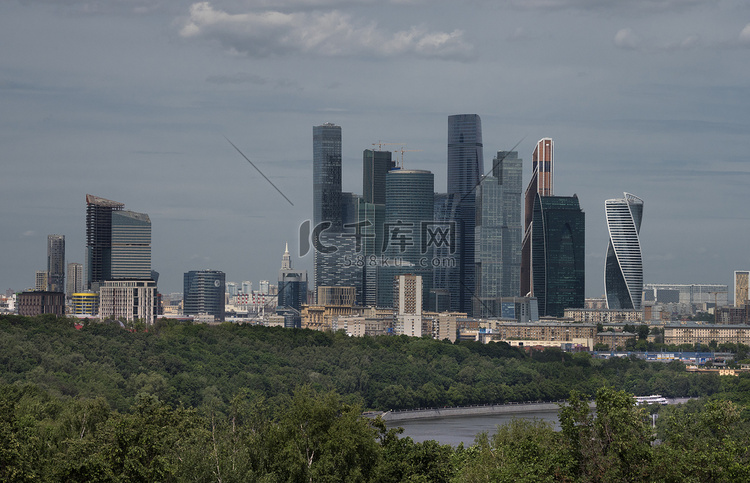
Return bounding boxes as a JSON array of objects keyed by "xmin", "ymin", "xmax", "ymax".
[{"xmin": 2, "ymin": 314, "xmax": 750, "ymax": 481}]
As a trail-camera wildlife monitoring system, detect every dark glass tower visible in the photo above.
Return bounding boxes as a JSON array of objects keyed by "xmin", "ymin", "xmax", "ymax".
[
  {"xmin": 183, "ymin": 270, "xmax": 225, "ymax": 322},
  {"xmin": 110, "ymin": 210, "xmax": 151, "ymax": 280},
  {"xmin": 85, "ymin": 194, "xmax": 124, "ymax": 290},
  {"xmin": 605, "ymin": 193, "xmax": 644, "ymax": 310},
  {"xmin": 378, "ymin": 169, "xmax": 434, "ymax": 308},
  {"xmin": 47, "ymin": 234, "xmax": 65, "ymax": 293},
  {"xmin": 531, "ymin": 194, "xmax": 585, "ymax": 317},
  {"xmin": 363, "ymin": 149, "xmax": 395, "ymax": 205},
  {"xmin": 313, "ymin": 123, "xmax": 343, "ymax": 230},
  {"xmin": 447, "ymin": 114, "xmax": 483, "ymax": 315},
  {"xmin": 474, "ymin": 151, "xmax": 523, "ymax": 317}
]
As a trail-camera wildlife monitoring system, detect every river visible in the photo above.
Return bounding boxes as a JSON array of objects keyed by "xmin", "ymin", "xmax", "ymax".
[{"xmin": 386, "ymin": 409, "xmax": 561, "ymax": 447}]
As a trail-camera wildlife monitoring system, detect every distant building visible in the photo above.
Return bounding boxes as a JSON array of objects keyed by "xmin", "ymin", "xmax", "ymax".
[
  {"xmin": 99, "ymin": 280, "xmax": 157, "ymax": 324},
  {"xmin": 531, "ymin": 194, "xmax": 585, "ymax": 317},
  {"xmin": 663, "ymin": 324, "xmax": 750, "ymax": 346},
  {"xmin": 604, "ymin": 193, "xmax": 644, "ymax": 310},
  {"xmin": 35, "ymin": 270, "xmax": 48, "ymax": 292},
  {"xmin": 395, "ymin": 274, "xmax": 422, "ymax": 316},
  {"xmin": 565, "ymin": 307, "xmax": 642, "ymax": 323},
  {"xmin": 735, "ymin": 271, "xmax": 749, "ymax": 308},
  {"xmin": 521, "ymin": 138, "xmax": 554, "ymax": 297},
  {"xmin": 47, "ymin": 234, "xmax": 65, "ymax": 292},
  {"xmin": 183, "ymin": 270, "xmax": 225, "ymax": 322},
  {"xmin": 66, "ymin": 262, "xmax": 83, "ymax": 299},
  {"xmin": 643, "ymin": 284, "xmax": 728, "ymax": 307},
  {"xmin": 277, "ymin": 243, "xmax": 308, "ymax": 312},
  {"xmin": 72, "ymin": 292, "xmax": 99, "ymax": 316},
  {"xmin": 258, "ymin": 280, "xmax": 270, "ymax": 295},
  {"xmin": 474, "ymin": 151, "xmax": 523, "ymax": 317},
  {"xmin": 447, "ymin": 114, "xmax": 484, "ymax": 315},
  {"xmin": 17, "ymin": 291, "xmax": 65, "ymax": 317}
]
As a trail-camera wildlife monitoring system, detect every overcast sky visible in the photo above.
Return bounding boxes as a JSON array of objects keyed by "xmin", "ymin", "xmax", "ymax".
[{"xmin": 2, "ymin": 0, "xmax": 749, "ymax": 299}]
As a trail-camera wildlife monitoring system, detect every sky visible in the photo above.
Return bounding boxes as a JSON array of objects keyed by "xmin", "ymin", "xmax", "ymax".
[{"xmin": 2, "ymin": 0, "xmax": 749, "ymax": 299}]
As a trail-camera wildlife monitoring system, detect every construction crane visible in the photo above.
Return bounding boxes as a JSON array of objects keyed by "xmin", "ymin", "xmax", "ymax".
[
  {"xmin": 393, "ymin": 146, "xmax": 423, "ymax": 168},
  {"xmin": 371, "ymin": 141, "xmax": 405, "ymax": 151}
]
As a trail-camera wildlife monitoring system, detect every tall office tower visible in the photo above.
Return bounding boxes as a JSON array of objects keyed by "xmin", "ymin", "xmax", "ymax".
[
  {"xmin": 313, "ymin": 123, "xmax": 343, "ymax": 230},
  {"xmin": 110, "ymin": 210, "xmax": 151, "ymax": 280},
  {"xmin": 47, "ymin": 234, "xmax": 65, "ymax": 292},
  {"xmin": 604, "ymin": 193, "xmax": 644, "ymax": 311},
  {"xmin": 735, "ymin": 271, "xmax": 749, "ymax": 308},
  {"xmin": 447, "ymin": 114, "xmax": 484, "ymax": 314},
  {"xmin": 183, "ymin": 270, "xmax": 226, "ymax": 322},
  {"xmin": 531, "ymin": 194, "xmax": 585, "ymax": 317},
  {"xmin": 259, "ymin": 280, "xmax": 270, "ymax": 294},
  {"xmin": 226, "ymin": 282, "xmax": 238, "ymax": 296},
  {"xmin": 363, "ymin": 149, "xmax": 395, "ymax": 205},
  {"xmin": 474, "ymin": 151, "xmax": 523, "ymax": 317},
  {"xmin": 521, "ymin": 138, "xmax": 554, "ymax": 297},
  {"xmin": 241, "ymin": 281, "xmax": 252, "ymax": 295},
  {"xmin": 278, "ymin": 243, "xmax": 308, "ymax": 312},
  {"xmin": 66, "ymin": 262, "xmax": 83, "ymax": 299},
  {"xmin": 378, "ymin": 169, "xmax": 434, "ymax": 308},
  {"xmin": 431, "ymin": 193, "xmax": 461, "ymax": 312},
  {"xmin": 86, "ymin": 194, "xmax": 124, "ymax": 290}
]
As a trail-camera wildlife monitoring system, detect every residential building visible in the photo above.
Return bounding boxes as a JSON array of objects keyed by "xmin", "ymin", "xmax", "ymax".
[
  {"xmin": 531, "ymin": 194, "xmax": 585, "ymax": 317},
  {"xmin": 47, "ymin": 234, "xmax": 65, "ymax": 292},
  {"xmin": 663, "ymin": 324, "xmax": 750, "ymax": 346},
  {"xmin": 735, "ymin": 271, "xmax": 749, "ymax": 308},
  {"xmin": 643, "ymin": 284, "xmax": 728, "ymax": 307},
  {"xmin": 35, "ymin": 270, "xmax": 48, "ymax": 291},
  {"xmin": 605, "ymin": 193, "xmax": 644, "ymax": 310},
  {"xmin": 564, "ymin": 308, "xmax": 642, "ymax": 323},
  {"xmin": 474, "ymin": 150, "xmax": 522, "ymax": 316},
  {"xmin": 99, "ymin": 280, "xmax": 157, "ymax": 324},
  {"xmin": 66, "ymin": 262, "xmax": 83, "ymax": 299}
]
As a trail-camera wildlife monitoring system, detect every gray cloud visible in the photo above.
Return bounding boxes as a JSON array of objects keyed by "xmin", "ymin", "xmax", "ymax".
[
  {"xmin": 179, "ymin": 2, "xmax": 474, "ymax": 59},
  {"xmin": 614, "ymin": 28, "xmax": 640, "ymax": 50}
]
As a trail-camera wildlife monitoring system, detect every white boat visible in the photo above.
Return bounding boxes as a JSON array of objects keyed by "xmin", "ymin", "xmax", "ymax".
[{"xmin": 634, "ymin": 395, "xmax": 669, "ymax": 405}]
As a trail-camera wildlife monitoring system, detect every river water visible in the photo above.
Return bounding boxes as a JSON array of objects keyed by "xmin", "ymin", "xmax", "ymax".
[{"xmin": 387, "ymin": 409, "xmax": 561, "ymax": 447}]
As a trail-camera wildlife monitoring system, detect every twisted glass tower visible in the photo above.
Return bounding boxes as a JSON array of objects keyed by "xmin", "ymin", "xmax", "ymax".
[{"xmin": 605, "ymin": 193, "xmax": 644, "ymax": 310}]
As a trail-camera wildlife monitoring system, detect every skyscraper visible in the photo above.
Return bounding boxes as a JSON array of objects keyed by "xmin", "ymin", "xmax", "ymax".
[
  {"xmin": 531, "ymin": 194, "xmax": 585, "ymax": 317},
  {"xmin": 521, "ymin": 138, "xmax": 554, "ymax": 297},
  {"xmin": 604, "ymin": 193, "xmax": 644, "ymax": 311},
  {"xmin": 47, "ymin": 234, "xmax": 65, "ymax": 293},
  {"xmin": 474, "ymin": 151, "xmax": 523, "ymax": 317},
  {"xmin": 278, "ymin": 243, "xmax": 308, "ymax": 312},
  {"xmin": 313, "ymin": 123, "xmax": 343, "ymax": 230},
  {"xmin": 85, "ymin": 194, "xmax": 151, "ymax": 289},
  {"xmin": 66, "ymin": 262, "xmax": 83, "ymax": 299},
  {"xmin": 378, "ymin": 169, "xmax": 434, "ymax": 308},
  {"xmin": 447, "ymin": 114, "xmax": 484, "ymax": 314},
  {"xmin": 184, "ymin": 270, "xmax": 225, "ymax": 322},
  {"xmin": 363, "ymin": 149, "xmax": 395, "ymax": 205},
  {"xmin": 86, "ymin": 194, "xmax": 124, "ymax": 290}
]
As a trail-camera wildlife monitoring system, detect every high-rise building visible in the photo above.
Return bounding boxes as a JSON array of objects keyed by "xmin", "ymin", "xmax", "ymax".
[
  {"xmin": 241, "ymin": 281, "xmax": 252, "ymax": 295},
  {"xmin": 521, "ymin": 138, "xmax": 554, "ymax": 297},
  {"xmin": 447, "ymin": 114, "xmax": 484, "ymax": 314},
  {"xmin": 363, "ymin": 149, "xmax": 395, "ymax": 205},
  {"xmin": 531, "ymin": 194, "xmax": 585, "ymax": 317},
  {"xmin": 110, "ymin": 210, "xmax": 151, "ymax": 280},
  {"xmin": 604, "ymin": 193, "xmax": 644, "ymax": 311},
  {"xmin": 35, "ymin": 270, "xmax": 48, "ymax": 292},
  {"xmin": 66, "ymin": 262, "xmax": 83, "ymax": 299},
  {"xmin": 47, "ymin": 234, "xmax": 65, "ymax": 292},
  {"xmin": 474, "ymin": 151, "xmax": 523, "ymax": 317},
  {"xmin": 85, "ymin": 194, "xmax": 124, "ymax": 290},
  {"xmin": 184, "ymin": 270, "xmax": 225, "ymax": 322},
  {"xmin": 735, "ymin": 271, "xmax": 749, "ymax": 308},
  {"xmin": 378, "ymin": 169, "xmax": 434, "ymax": 308},
  {"xmin": 278, "ymin": 243, "xmax": 308, "ymax": 312},
  {"xmin": 431, "ymin": 193, "xmax": 461, "ymax": 312},
  {"xmin": 394, "ymin": 274, "xmax": 423, "ymax": 337},
  {"xmin": 313, "ymin": 123, "xmax": 343, "ymax": 230}
]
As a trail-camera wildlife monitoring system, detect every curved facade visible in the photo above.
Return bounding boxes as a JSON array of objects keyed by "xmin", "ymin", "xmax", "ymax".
[{"xmin": 605, "ymin": 193, "xmax": 644, "ymax": 310}]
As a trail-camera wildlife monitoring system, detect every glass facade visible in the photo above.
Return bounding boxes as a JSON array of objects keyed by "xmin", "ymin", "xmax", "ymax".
[
  {"xmin": 447, "ymin": 114, "xmax": 483, "ymax": 315},
  {"xmin": 47, "ymin": 234, "xmax": 65, "ymax": 293},
  {"xmin": 110, "ymin": 210, "xmax": 151, "ymax": 280},
  {"xmin": 604, "ymin": 193, "xmax": 644, "ymax": 310},
  {"xmin": 85, "ymin": 194, "xmax": 124, "ymax": 290},
  {"xmin": 363, "ymin": 149, "xmax": 395, "ymax": 205},
  {"xmin": 313, "ymin": 123, "xmax": 343, "ymax": 230},
  {"xmin": 531, "ymin": 194, "xmax": 585, "ymax": 317},
  {"xmin": 183, "ymin": 270, "xmax": 226, "ymax": 322},
  {"xmin": 474, "ymin": 151, "xmax": 523, "ymax": 317}
]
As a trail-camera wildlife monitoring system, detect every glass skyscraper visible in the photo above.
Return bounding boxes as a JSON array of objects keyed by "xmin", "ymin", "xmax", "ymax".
[
  {"xmin": 47, "ymin": 234, "xmax": 65, "ymax": 293},
  {"xmin": 447, "ymin": 114, "xmax": 483, "ymax": 314},
  {"xmin": 605, "ymin": 193, "xmax": 644, "ymax": 310},
  {"xmin": 378, "ymin": 169, "xmax": 434, "ymax": 308},
  {"xmin": 531, "ymin": 194, "xmax": 585, "ymax": 317},
  {"xmin": 313, "ymin": 123, "xmax": 343, "ymax": 230},
  {"xmin": 110, "ymin": 210, "xmax": 151, "ymax": 280},
  {"xmin": 184, "ymin": 270, "xmax": 225, "ymax": 322},
  {"xmin": 86, "ymin": 194, "xmax": 124, "ymax": 290},
  {"xmin": 474, "ymin": 151, "xmax": 523, "ymax": 317}
]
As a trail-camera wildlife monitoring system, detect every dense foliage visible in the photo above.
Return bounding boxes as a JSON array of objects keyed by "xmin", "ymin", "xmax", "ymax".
[
  {"xmin": 3, "ymin": 384, "xmax": 749, "ymax": 482},
  {"xmin": 0, "ymin": 315, "xmax": 724, "ymax": 415}
]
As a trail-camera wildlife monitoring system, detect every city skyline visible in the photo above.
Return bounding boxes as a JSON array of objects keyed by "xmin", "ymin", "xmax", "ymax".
[{"xmin": 2, "ymin": 1, "xmax": 750, "ymax": 298}]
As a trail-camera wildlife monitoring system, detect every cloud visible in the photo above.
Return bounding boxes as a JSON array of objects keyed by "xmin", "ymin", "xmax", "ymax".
[
  {"xmin": 613, "ymin": 28, "xmax": 640, "ymax": 50},
  {"xmin": 179, "ymin": 2, "xmax": 474, "ymax": 59},
  {"xmin": 740, "ymin": 23, "xmax": 750, "ymax": 45}
]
